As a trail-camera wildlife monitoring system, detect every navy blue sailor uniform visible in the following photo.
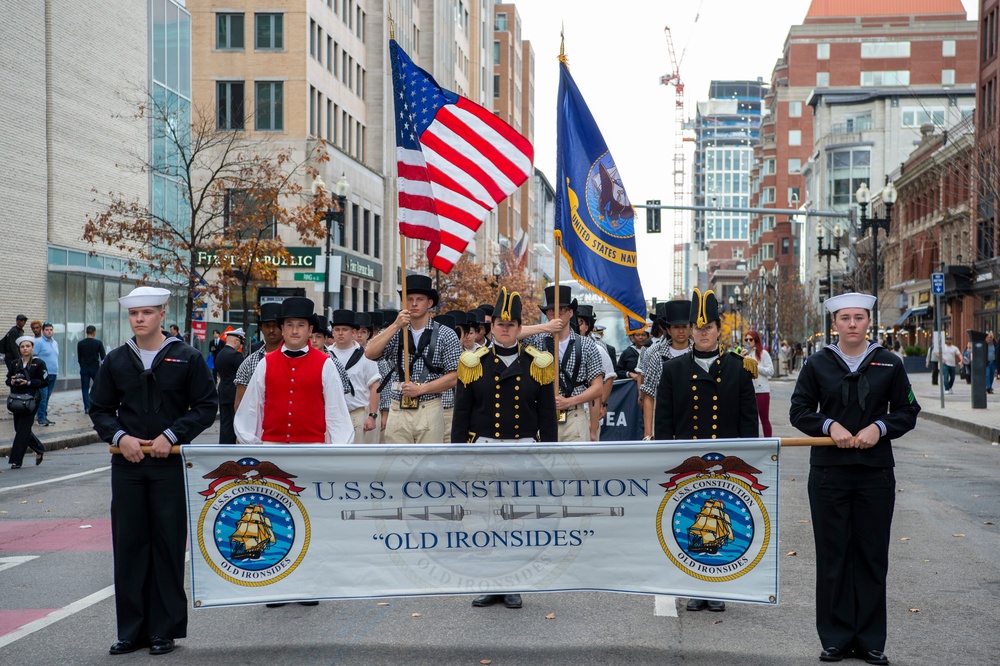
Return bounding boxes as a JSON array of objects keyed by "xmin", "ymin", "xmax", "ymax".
[
  {"xmin": 89, "ymin": 337, "xmax": 217, "ymax": 645},
  {"xmin": 653, "ymin": 350, "xmax": 758, "ymax": 440},
  {"xmin": 789, "ymin": 342, "xmax": 919, "ymax": 656},
  {"xmin": 451, "ymin": 343, "xmax": 557, "ymax": 443}
]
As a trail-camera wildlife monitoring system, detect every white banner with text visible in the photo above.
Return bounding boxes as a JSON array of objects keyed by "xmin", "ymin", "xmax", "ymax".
[{"xmin": 182, "ymin": 440, "xmax": 780, "ymax": 608}]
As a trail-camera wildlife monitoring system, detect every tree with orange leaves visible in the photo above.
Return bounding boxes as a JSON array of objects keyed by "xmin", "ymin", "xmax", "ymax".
[{"xmin": 83, "ymin": 94, "xmax": 329, "ymax": 337}]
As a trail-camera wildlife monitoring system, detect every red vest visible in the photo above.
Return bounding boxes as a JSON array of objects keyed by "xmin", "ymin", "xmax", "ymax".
[{"xmin": 261, "ymin": 347, "xmax": 327, "ymax": 443}]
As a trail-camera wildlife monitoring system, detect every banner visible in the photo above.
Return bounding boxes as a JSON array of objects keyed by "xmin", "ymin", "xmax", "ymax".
[
  {"xmin": 183, "ymin": 440, "xmax": 779, "ymax": 608},
  {"xmin": 599, "ymin": 379, "xmax": 643, "ymax": 441}
]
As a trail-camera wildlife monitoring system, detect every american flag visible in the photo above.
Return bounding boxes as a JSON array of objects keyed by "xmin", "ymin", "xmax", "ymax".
[{"xmin": 390, "ymin": 40, "xmax": 533, "ymax": 273}]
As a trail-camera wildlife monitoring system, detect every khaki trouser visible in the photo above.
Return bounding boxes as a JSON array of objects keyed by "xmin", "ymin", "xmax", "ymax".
[
  {"xmin": 441, "ymin": 407, "xmax": 453, "ymax": 443},
  {"xmin": 349, "ymin": 407, "xmax": 374, "ymax": 444},
  {"xmin": 558, "ymin": 408, "xmax": 590, "ymax": 442},
  {"xmin": 384, "ymin": 398, "xmax": 444, "ymax": 444}
]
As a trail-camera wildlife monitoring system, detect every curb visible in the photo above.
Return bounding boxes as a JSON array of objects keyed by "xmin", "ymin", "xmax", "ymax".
[
  {"xmin": 918, "ymin": 410, "xmax": 1000, "ymax": 443},
  {"xmin": 0, "ymin": 431, "xmax": 102, "ymax": 458}
]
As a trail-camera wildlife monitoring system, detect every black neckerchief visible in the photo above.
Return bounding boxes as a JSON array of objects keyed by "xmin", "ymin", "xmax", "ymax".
[
  {"xmin": 493, "ymin": 343, "xmax": 518, "ymax": 357},
  {"xmin": 693, "ymin": 347, "xmax": 719, "ymax": 359}
]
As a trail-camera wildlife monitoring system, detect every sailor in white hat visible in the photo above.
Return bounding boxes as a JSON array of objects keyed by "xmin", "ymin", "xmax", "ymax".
[
  {"xmin": 789, "ymin": 293, "xmax": 920, "ymax": 664},
  {"xmin": 89, "ymin": 285, "xmax": 217, "ymax": 656}
]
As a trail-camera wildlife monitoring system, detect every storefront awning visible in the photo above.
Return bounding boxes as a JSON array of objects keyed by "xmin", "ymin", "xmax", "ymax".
[
  {"xmin": 895, "ymin": 306, "xmax": 930, "ymax": 326},
  {"xmin": 894, "ymin": 308, "xmax": 912, "ymax": 326}
]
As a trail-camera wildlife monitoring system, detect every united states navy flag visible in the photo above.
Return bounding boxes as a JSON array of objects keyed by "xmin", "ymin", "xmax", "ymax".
[{"xmin": 556, "ymin": 58, "xmax": 647, "ymax": 334}]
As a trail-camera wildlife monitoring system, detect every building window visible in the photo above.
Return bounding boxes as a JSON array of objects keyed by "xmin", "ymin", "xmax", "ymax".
[
  {"xmin": 942, "ymin": 69, "xmax": 955, "ymax": 85},
  {"xmin": 763, "ymin": 243, "xmax": 774, "ymax": 259},
  {"xmin": 788, "ymin": 187, "xmax": 800, "ymax": 205},
  {"xmin": 493, "ymin": 74, "xmax": 500, "ymax": 98},
  {"xmin": 817, "ymin": 43, "xmax": 829, "ymax": 59},
  {"xmin": 781, "ymin": 238, "xmax": 790, "ymax": 254},
  {"xmin": 816, "ymin": 71, "xmax": 829, "ymax": 87},
  {"xmin": 764, "ymin": 158, "xmax": 776, "ymax": 175},
  {"xmin": 373, "ymin": 214, "xmax": 381, "ymax": 259},
  {"xmin": 943, "ymin": 39, "xmax": 956, "ymax": 57},
  {"xmin": 255, "ymin": 82, "xmax": 283, "ymax": 131},
  {"xmin": 762, "ymin": 215, "xmax": 775, "ymax": 231},
  {"xmin": 788, "ymin": 101, "xmax": 802, "ymax": 117},
  {"xmin": 902, "ymin": 107, "xmax": 945, "ymax": 127},
  {"xmin": 493, "ymin": 40, "xmax": 501, "ymax": 65},
  {"xmin": 788, "ymin": 129, "xmax": 801, "ymax": 146},
  {"xmin": 861, "ymin": 41, "xmax": 910, "ymax": 58},
  {"xmin": 845, "ymin": 112, "xmax": 872, "ymax": 131},
  {"xmin": 762, "ymin": 187, "xmax": 775, "ymax": 203},
  {"xmin": 352, "ymin": 204, "xmax": 360, "ymax": 251},
  {"xmin": 216, "ymin": 13, "xmax": 244, "ymax": 49},
  {"xmin": 860, "ymin": 70, "xmax": 910, "ymax": 86},
  {"xmin": 788, "ymin": 158, "xmax": 801, "ymax": 174},
  {"xmin": 217, "ymin": 81, "xmax": 245, "ymax": 130},
  {"xmin": 255, "ymin": 13, "xmax": 283, "ymax": 50},
  {"xmin": 363, "ymin": 210, "xmax": 370, "ymax": 255},
  {"xmin": 495, "ymin": 12, "xmax": 507, "ymax": 31},
  {"xmin": 826, "ymin": 148, "xmax": 871, "ymax": 207}
]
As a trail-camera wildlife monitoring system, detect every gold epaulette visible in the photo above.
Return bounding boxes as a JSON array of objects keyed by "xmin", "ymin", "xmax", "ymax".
[
  {"xmin": 457, "ymin": 346, "xmax": 491, "ymax": 386},
  {"xmin": 738, "ymin": 353, "xmax": 759, "ymax": 379},
  {"xmin": 524, "ymin": 345, "xmax": 555, "ymax": 385}
]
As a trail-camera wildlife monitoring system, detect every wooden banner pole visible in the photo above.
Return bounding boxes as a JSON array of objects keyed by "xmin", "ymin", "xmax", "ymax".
[{"xmin": 399, "ymin": 234, "xmax": 410, "ymax": 384}]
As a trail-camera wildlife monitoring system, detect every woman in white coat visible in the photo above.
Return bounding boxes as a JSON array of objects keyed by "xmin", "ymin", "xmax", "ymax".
[{"xmin": 741, "ymin": 330, "xmax": 774, "ymax": 437}]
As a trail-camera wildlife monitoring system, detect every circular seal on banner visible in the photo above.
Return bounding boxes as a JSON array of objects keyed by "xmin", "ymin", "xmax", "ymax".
[
  {"xmin": 197, "ymin": 481, "xmax": 310, "ymax": 587},
  {"xmin": 655, "ymin": 476, "xmax": 770, "ymax": 582},
  {"xmin": 585, "ymin": 153, "xmax": 635, "ymax": 238}
]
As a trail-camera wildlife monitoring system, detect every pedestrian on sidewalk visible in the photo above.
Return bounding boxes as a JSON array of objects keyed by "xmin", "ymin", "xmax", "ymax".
[
  {"xmin": 789, "ymin": 293, "xmax": 920, "ymax": 666},
  {"xmin": 961, "ymin": 342, "xmax": 972, "ymax": 384},
  {"xmin": 987, "ymin": 332, "xmax": 997, "ymax": 394},
  {"xmin": 33, "ymin": 322, "xmax": 59, "ymax": 426},
  {"xmin": 741, "ymin": 330, "xmax": 774, "ymax": 437},
  {"xmin": 5, "ymin": 335, "xmax": 47, "ymax": 468},
  {"xmin": 1, "ymin": 314, "xmax": 27, "ymax": 364},
  {"xmin": 939, "ymin": 336, "xmax": 961, "ymax": 394},
  {"xmin": 77, "ymin": 325, "xmax": 105, "ymax": 414}
]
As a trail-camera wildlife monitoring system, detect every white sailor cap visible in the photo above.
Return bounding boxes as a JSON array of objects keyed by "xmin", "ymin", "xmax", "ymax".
[
  {"xmin": 119, "ymin": 286, "xmax": 172, "ymax": 309},
  {"xmin": 14, "ymin": 335, "xmax": 35, "ymax": 347},
  {"xmin": 226, "ymin": 327, "xmax": 246, "ymax": 340},
  {"xmin": 824, "ymin": 292, "xmax": 876, "ymax": 314}
]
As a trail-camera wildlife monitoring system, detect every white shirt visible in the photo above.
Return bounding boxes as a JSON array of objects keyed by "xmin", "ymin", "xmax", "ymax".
[
  {"xmin": 234, "ymin": 345, "xmax": 354, "ymax": 445},
  {"xmin": 595, "ymin": 343, "xmax": 615, "ymax": 380},
  {"xmin": 939, "ymin": 343, "xmax": 961, "ymax": 367},
  {"xmin": 751, "ymin": 349, "xmax": 774, "ymax": 393},
  {"xmin": 331, "ymin": 342, "xmax": 381, "ymax": 412}
]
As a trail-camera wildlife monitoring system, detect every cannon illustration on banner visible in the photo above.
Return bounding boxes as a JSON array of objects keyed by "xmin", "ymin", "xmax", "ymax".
[{"xmin": 340, "ymin": 504, "xmax": 624, "ymax": 521}]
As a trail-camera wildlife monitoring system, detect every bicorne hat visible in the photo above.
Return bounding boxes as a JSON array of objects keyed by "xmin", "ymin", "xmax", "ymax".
[
  {"xmin": 690, "ymin": 289, "xmax": 720, "ymax": 327},
  {"xmin": 493, "ymin": 287, "xmax": 523, "ymax": 323},
  {"xmin": 399, "ymin": 274, "xmax": 439, "ymax": 306}
]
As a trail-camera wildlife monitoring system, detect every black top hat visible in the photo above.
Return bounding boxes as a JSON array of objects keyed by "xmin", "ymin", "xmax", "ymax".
[
  {"xmin": 477, "ymin": 303, "xmax": 494, "ymax": 316},
  {"xmin": 382, "ymin": 309, "xmax": 399, "ymax": 326},
  {"xmin": 541, "ymin": 285, "xmax": 577, "ymax": 312},
  {"xmin": 690, "ymin": 289, "xmax": 720, "ymax": 327},
  {"xmin": 355, "ymin": 313, "xmax": 373, "ymax": 331},
  {"xmin": 433, "ymin": 313, "xmax": 457, "ymax": 330},
  {"xmin": 577, "ymin": 304, "xmax": 595, "ymax": 322},
  {"xmin": 309, "ymin": 314, "xmax": 329, "ymax": 334},
  {"xmin": 663, "ymin": 300, "xmax": 692, "ymax": 326},
  {"xmin": 492, "ymin": 287, "xmax": 523, "ymax": 323},
  {"xmin": 399, "ymin": 274, "xmax": 439, "ymax": 306},
  {"xmin": 278, "ymin": 297, "xmax": 315, "ymax": 323},
  {"xmin": 466, "ymin": 309, "xmax": 486, "ymax": 325},
  {"xmin": 368, "ymin": 311, "xmax": 384, "ymax": 329},
  {"xmin": 331, "ymin": 309, "xmax": 358, "ymax": 328},
  {"xmin": 258, "ymin": 303, "xmax": 282, "ymax": 324}
]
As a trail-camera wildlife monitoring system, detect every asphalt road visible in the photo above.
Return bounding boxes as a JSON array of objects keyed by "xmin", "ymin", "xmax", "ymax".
[{"xmin": 0, "ymin": 382, "xmax": 997, "ymax": 665}]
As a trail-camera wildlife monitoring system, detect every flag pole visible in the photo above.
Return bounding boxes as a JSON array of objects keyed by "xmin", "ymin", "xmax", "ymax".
[
  {"xmin": 553, "ymin": 233, "xmax": 563, "ymax": 419},
  {"xmin": 400, "ymin": 234, "xmax": 410, "ymax": 385}
]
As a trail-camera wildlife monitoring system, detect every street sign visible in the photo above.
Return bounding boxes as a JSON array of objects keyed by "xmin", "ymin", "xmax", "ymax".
[
  {"xmin": 295, "ymin": 272, "xmax": 323, "ymax": 282},
  {"xmin": 931, "ymin": 272, "xmax": 945, "ymax": 295}
]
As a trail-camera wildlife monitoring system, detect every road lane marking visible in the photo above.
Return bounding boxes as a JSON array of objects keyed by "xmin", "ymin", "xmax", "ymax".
[
  {"xmin": 654, "ymin": 595, "xmax": 678, "ymax": 617},
  {"xmin": 0, "ymin": 585, "xmax": 114, "ymax": 648},
  {"xmin": 0, "ymin": 556, "xmax": 39, "ymax": 573},
  {"xmin": 0, "ymin": 466, "xmax": 111, "ymax": 494}
]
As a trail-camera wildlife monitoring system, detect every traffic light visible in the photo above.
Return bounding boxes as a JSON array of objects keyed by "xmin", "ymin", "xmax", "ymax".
[
  {"xmin": 646, "ymin": 200, "xmax": 661, "ymax": 233},
  {"xmin": 818, "ymin": 277, "xmax": 831, "ymax": 299}
]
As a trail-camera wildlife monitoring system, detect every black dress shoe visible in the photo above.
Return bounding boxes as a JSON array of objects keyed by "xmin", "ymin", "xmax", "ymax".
[
  {"xmin": 859, "ymin": 649, "xmax": 888, "ymax": 665},
  {"xmin": 819, "ymin": 647, "xmax": 844, "ymax": 662},
  {"xmin": 35, "ymin": 452, "xmax": 43, "ymax": 466},
  {"xmin": 149, "ymin": 637, "xmax": 174, "ymax": 655},
  {"xmin": 109, "ymin": 638, "xmax": 148, "ymax": 655},
  {"xmin": 298, "ymin": 601, "xmax": 319, "ymax": 606},
  {"xmin": 472, "ymin": 594, "xmax": 504, "ymax": 607},
  {"xmin": 707, "ymin": 600, "xmax": 726, "ymax": 612},
  {"xmin": 10, "ymin": 464, "xmax": 21, "ymax": 469},
  {"xmin": 265, "ymin": 603, "xmax": 287, "ymax": 608},
  {"xmin": 685, "ymin": 598, "xmax": 708, "ymax": 611},
  {"xmin": 502, "ymin": 594, "xmax": 522, "ymax": 609}
]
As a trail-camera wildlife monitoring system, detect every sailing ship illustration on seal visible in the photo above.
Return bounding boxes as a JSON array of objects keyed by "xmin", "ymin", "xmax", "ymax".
[
  {"xmin": 687, "ymin": 499, "xmax": 735, "ymax": 554},
  {"xmin": 229, "ymin": 503, "xmax": 277, "ymax": 560}
]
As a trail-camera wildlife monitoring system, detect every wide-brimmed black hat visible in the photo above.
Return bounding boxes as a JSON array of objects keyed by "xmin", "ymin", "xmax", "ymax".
[
  {"xmin": 331, "ymin": 309, "xmax": 357, "ymax": 328},
  {"xmin": 663, "ymin": 300, "xmax": 692, "ymax": 326},
  {"xmin": 478, "ymin": 304, "xmax": 494, "ymax": 318},
  {"xmin": 309, "ymin": 314, "xmax": 329, "ymax": 335},
  {"xmin": 541, "ymin": 285, "xmax": 577, "ymax": 312},
  {"xmin": 258, "ymin": 302, "xmax": 282, "ymax": 324},
  {"xmin": 381, "ymin": 309, "xmax": 399, "ymax": 327},
  {"xmin": 466, "ymin": 309, "xmax": 486, "ymax": 325},
  {"xmin": 355, "ymin": 312, "xmax": 373, "ymax": 331},
  {"xmin": 278, "ymin": 297, "xmax": 315, "ymax": 323},
  {"xmin": 492, "ymin": 287, "xmax": 523, "ymax": 324},
  {"xmin": 368, "ymin": 311, "xmax": 384, "ymax": 329},
  {"xmin": 690, "ymin": 289, "xmax": 720, "ymax": 327},
  {"xmin": 399, "ymin": 274, "xmax": 439, "ymax": 306},
  {"xmin": 434, "ymin": 313, "xmax": 458, "ymax": 330},
  {"xmin": 577, "ymin": 304, "xmax": 596, "ymax": 324}
]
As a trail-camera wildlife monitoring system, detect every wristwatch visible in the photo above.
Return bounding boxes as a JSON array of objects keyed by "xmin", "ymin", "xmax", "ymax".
[{"xmin": 368, "ymin": 412, "xmax": 378, "ymax": 419}]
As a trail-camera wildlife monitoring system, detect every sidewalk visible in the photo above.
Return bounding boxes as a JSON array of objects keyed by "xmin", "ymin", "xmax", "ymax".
[{"xmin": 0, "ymin": 388, "xmax": 101, "ymax": 458}]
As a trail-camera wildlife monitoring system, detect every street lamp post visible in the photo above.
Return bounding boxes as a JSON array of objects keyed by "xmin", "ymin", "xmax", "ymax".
[
  {"xmin": 855, "ymin": 179, "xmax": 897, "ymax": 337},
  {"xmin": 817, "ymin": 223, "xmax": 843, "ymax": 344},
  {"xmin": 312, "ymin": 173, "xmax": 351, "ymax": 320}
]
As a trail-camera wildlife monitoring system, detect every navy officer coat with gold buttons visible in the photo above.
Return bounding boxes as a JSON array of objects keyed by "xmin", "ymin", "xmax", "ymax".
[
  {"xmin": 653, "ymin": 350, "xmax": 759, "ymax": 440},
  {"xmin": 451, "ymin": 344, "xmax": 558, "ymax": 443}
]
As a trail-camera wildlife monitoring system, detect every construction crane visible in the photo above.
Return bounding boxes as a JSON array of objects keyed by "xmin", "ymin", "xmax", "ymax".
[{"xmin": 660, "ymin": 25, "xmax": 689, "ymax": 298}]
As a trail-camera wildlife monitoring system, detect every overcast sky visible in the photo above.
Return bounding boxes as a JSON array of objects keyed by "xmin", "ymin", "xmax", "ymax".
[{"xmin": 514, "ymin": 0, "xmax": 979, "ymax": 298}]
